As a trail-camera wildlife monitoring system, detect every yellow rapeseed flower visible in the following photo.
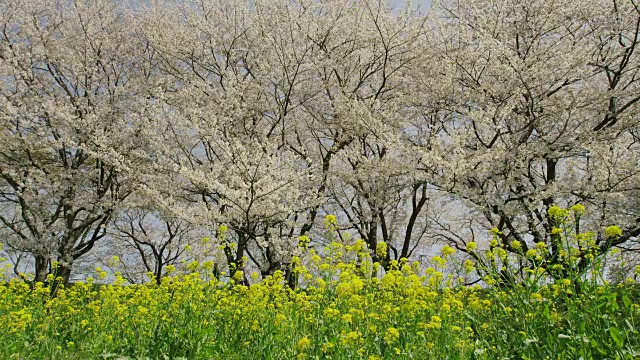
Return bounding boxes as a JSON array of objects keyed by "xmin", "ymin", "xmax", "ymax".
[
  {"xmin": 341, "ymin": 313, "xmax": 353, "ymax": 323},
  {"xmin": 605, "ymin": 226, "xmax": 622, "ymax": 238},
  {"xmin": 548, "ymin": 206, "xmax": 569, "ymax": 220},
  {"xmin": 321, "ymin": 342, "xmax": 335, "ymax": 353},
  {"xmin": 432, "ymin": 256, "xmax": 446, "ymax": 268},
  {"xmin": 297, "ymin": 337, "xmax": 311, "ymax": 352},
  {"xmin": 570, "ymin": 203, "xmax": 585, "ymax": 215},
  {"xmin": 376, "ymin": 241, "xmax": 388, "ymax": 258},
  {"xmin": 384, "ymin": 327, "xmax": 400, "ymax": 345},
  {"xmin": 441, "ymin": 245, "xmax": 456, "ymax": 256}
]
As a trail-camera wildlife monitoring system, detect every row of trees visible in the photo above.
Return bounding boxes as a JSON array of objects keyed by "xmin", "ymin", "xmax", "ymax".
[{"xmin": 1, "ymin": 0, "xmax": 639, "ymax": 285}]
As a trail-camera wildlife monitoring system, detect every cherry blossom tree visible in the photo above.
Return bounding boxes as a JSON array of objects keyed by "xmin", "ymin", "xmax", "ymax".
[
  {"xmin": 0, "ymin": 0, "xmax": 153, "ymax": 285},
  {"xmin": 2, "ymin": 0, "xmax": 640, "ymax": 286},
  {"xmin": 137, "ymin": 0, "xmax": 442, "ymax": 279},
  {"xmin": 136, "ymin": 0, "xmax": 320, "ymax": 282},
  {"xmin": 420, "ymin": 0, "xmax": 640, "ymax": 281}
]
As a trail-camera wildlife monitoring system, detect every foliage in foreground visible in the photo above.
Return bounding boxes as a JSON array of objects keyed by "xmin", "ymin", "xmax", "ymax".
[{"xmin": 1, "ymin": 237, "xmax": 639, "ymax": 360}]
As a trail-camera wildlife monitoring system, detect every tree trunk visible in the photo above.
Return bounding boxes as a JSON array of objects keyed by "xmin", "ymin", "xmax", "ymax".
[
  {"xmin": 34, "ymin": 255, "xmax": 48, "ymax": 284},
  {"xmin": 154, "ymin": 262, "xmax": 163, "ymax": 285},
  {"xmin": 50, "ymin": 261, "xmax": 72, "ymax": 295}
]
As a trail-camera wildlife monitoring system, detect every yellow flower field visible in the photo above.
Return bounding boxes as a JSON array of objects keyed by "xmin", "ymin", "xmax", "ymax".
[
  {"xmin": 0, "ymin": 245, "xmax": 638, "ymax": 359},
  {"xmin": 1, "ymin": 208, "xmax": 639, "ymax": 359}
]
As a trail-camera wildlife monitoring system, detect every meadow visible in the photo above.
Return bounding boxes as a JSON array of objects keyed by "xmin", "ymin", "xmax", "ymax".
[{"xmin": 1, "ymin": 210, "xmax": 639, "ymax": 360}]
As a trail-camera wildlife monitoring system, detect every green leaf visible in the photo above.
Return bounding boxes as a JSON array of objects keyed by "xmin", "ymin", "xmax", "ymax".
[
  {"xmin": 591, "ymin": 339, "xmax": 607, "ymax": 355},
  {"xmin": 609, "ymin": 293, "xmax": 620, "ymax": 311},
  {"xmin": 609, "ymin": 326, "xmax": 624, "ymax": 348},
  {"xmin": 622, "ymin": 294, "xmax": 632, "ymax": 309},
  {"xmin": 626, "ymin": 319, "xmax": 637, "ymax": 333}
]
